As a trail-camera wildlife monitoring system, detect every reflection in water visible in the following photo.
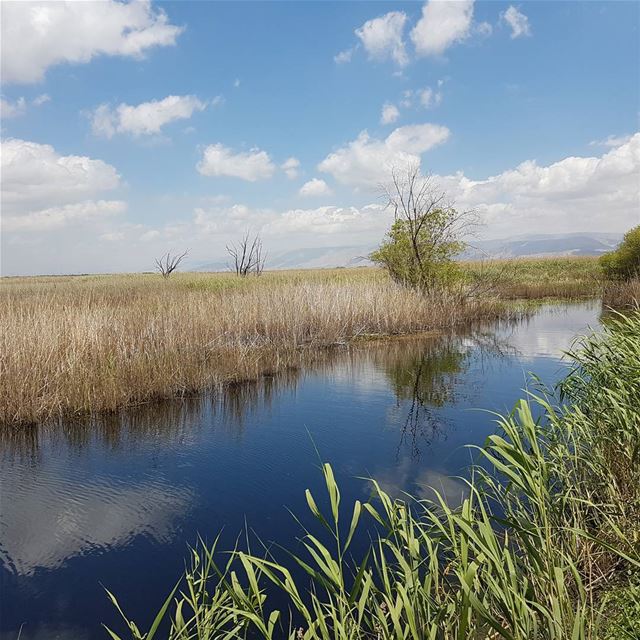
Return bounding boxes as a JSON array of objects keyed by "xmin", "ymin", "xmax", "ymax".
[
  {"xmin": 1, "ymin": 469, "xmax": 192, "ymax": 576},
  {"xmin": 0, "ymin": 302, "xmax": 602, "ymax": 640}
]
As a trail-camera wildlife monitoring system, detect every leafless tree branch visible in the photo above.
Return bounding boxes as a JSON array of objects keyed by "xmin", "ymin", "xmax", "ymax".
[
  {"xmin": 155, "ymin": 249, "xmax": 189, "ymax": 278},
  {"xmin": 227, "ymin": 232, "xmax": 266, "ymax": 276}
]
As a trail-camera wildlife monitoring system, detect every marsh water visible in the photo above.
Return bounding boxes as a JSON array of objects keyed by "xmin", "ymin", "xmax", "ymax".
[{"xmin": 0, "ymin": 301, "xmax": 602, "ymax": 640}]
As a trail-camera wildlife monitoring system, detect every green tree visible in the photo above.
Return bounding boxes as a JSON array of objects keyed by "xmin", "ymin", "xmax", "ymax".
[
  {"xmin": 600, "ymin": 225, "xmax": 640, "ymax": 281},
  {"xmin": 371, "ymin": 166, "xmax": 476, "ymax": 293}
]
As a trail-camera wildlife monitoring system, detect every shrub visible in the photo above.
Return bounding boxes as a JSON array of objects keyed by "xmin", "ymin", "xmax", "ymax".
[{"xmin": 600, "ymin": 225, "xmax": 640, "ymax": 281}]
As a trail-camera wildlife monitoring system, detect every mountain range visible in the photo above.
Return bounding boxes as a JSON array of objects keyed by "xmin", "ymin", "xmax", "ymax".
[{"xmin": 194, "ymin": 232, "xmax": 622, "ymax": 272}]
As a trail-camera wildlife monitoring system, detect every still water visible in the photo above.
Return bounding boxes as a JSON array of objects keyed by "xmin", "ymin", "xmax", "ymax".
[{"xmin": 0, "ymin": 302, "xmax": 602, "ymax": 639}]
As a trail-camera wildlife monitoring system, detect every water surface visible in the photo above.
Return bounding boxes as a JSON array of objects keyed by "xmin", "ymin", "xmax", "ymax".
[{"xmin": 0, "ymin": 302, "xmax": 601, "ymax": 639}]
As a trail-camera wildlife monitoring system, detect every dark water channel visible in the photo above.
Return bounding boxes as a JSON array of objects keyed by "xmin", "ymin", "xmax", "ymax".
[{"xmin": 0, "ymin": 302, "xmax": 602, "ymax": 639}]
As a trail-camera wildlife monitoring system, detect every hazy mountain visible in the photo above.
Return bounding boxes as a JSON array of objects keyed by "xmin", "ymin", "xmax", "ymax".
[
  {"xmin": 195, "ymin": 245, "xmax": 374, "ymax": 272},
  {"xmin": 193, "ymin": 233, "xmax": 622, "ymax": 272},
  {"xmin": 461, "ymin": 232, "xmax": 622, "ymax": 259}
]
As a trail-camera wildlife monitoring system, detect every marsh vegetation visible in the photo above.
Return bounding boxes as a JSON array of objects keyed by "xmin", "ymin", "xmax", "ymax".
[
  {"xmin": 1, "ymin": 254, "xmax": 635, "ymax": 427},
  {"xmin": 107, "ymin": 309, "xmax": 640, "ymax": 639}
]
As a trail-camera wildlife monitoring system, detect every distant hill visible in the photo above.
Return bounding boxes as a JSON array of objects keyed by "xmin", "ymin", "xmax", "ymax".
[
  {"xmin": 195, "ymin": 245, "xmax": 374, "ymax": 272},
  {"xmin": 461, "ymin": 232, "xmax": 622, "ymax": 260},
  {"xmin": 193, "ymin": 233, "xmax": 621, "ymax": 272}
]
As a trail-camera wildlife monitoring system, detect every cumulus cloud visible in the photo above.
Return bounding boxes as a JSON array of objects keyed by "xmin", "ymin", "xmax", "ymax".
[
  {"xmin": 380, "ymin": 103, "xmax": 400, "ymax": 125},
  {"xmin": 90, "ymin": 95, "xmax": 207, "ymax": 138},
  {"xmin": 355, "ymin": 11, "xmax": 409, "ymax": 66},
  {"xmin": 411, "ymin": 0, "xmax": 475, "ymax": 56},
  {"xmin": 439, "ymin": 133, "xmax": 640, "ymax": 237},
  {"xmin": 265, "ymin": 204, "xmax": 387, "ymax": 236},
  {"xmin": 1, "ymin": 138, "xmax": 125, "ymax": 235},
  {"xmin": 318, "ymin": 123, "xmax": 450, "ymax": 187},
  {"xmin": 197, "ymin": 144, "xmax": 276, "ymax": 181},
  {"xmin": 2, "ymin": 138, "xmax": 121, "ymax": 212},
  {"xmin": 281, "ymin": 157, "xmax": 300, "ymax": 179},
  {"xmin": 299, "ymin": 178, "xmax": 332, "ymax": 197},
  {"xmin": 3, "ymin": 200, "xmax": 126, "ymax": 232},
  {"xmin": 1, "ymin": 0, "xmax": 183, "ymax": 84},
  {"xmin": 501, "ymin": 6, "xmax": 531, "ymax": 39},
  {"xmin": 190, "ymin": 201, "xmax": 391, "ymax": 243}
]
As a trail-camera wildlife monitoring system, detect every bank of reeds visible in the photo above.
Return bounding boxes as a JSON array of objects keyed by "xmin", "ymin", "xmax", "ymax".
[
  {"xmin": 465, "ymin": 255, "xmax": 602, "ymax": 299},
  {"xmin": 602, "ymin": 277, "xmax": 640, "ymax": 309},
  {"xmin": 0, "ymin": 271, "xmax": 511, "ymax": 426},
  {"xmin": 107, "ymin": 308, "xmax": 640, "ymax": 639}
]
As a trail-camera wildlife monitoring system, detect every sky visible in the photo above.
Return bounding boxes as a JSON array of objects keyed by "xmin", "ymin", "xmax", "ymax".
[{"xmin": 1, "ymin": 0, "xmax": 639, "ymax": 276}]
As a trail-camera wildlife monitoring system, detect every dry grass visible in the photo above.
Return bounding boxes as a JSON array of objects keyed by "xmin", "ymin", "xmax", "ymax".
[
  {"xmin": 0, "ymin": 257, "xmax": 607, "ymax": 427},
  {"xmin": 464, "ymin": 255, "xmax": 602, "ymax": 299},
  {"xmin": 602, "ymin": 277, "xmax": 640, "ymax": 309},
  {"xmin": 0, "ymin": 269, "xmax": 512, "ymax": 426}
]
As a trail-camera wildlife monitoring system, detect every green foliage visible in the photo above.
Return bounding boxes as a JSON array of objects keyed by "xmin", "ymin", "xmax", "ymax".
[
  {"xmin": 600, "ymin": 225, "xmax": 640, "ymax": 281},
  {"xmin": 106, "ymin": 310, "xmax": 640, "ymax": 639},
  {"xmin": 371, "ymin": 217, "xmax": 465, "ymax": 292}
]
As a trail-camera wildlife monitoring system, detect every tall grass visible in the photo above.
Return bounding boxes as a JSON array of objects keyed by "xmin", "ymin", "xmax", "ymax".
[
  {"xmin": 0, "ymin": 270, "xmax": 513, "ymax": 426},
  {"xmin": 602, "ymin": 277, "xmax": 640, "ymax": 309},
  {"xmin": 0, "ymin": 258, "xmax": 605, "ymax": 427},
  {"xmin": 465, "ymin": 256, "xmax": 602, "ymax": 299},
  {"xmin": 106, "ymin": 308, "xmax": 640, "ymax": 639}
]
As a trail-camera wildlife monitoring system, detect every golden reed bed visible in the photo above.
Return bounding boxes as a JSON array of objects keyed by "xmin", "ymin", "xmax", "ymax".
[{"xmin": 0, "ymin": 270, "xmax": 513, "ymax": 426}]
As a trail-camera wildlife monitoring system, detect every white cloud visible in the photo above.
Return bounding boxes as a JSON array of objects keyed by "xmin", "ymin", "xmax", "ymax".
[
  {"xmin": 380, "ymin": 103, "xmax": 400, "ymax": 124},
  {"xmin": 418, "ymin": 87, "xmax": 443, "ymax": 108},
  {"xmin": 32, "ymin": 93, "xmax": 51, "ymax": 106},
  {"xmin": 190, "ymin": 201, "xmax": 391, "ymax": 242},
  {"xmin": 3, "ymin": 200, "xmax": 126, "ymax": 232},
  {"xmin": 411, "ymin": 0, "xmax": 475, "ymax": 57},
  {"xmin": 355, "ymin": 11, "xmax": 409, "ymax": 66},
  {"xmin": 1, "ymin": 0, "xmax": 183, "ymax": 84},
  {"xmin": 438, "ymin": 133, "xmax": 640, "ymax": 237},
  {"xmin": 265, "ymin": 204, "xmax": 386, "ymax": 236},
  {"xmin": 589, "ymin": 134, "xmax": 632, "ymax": 148},
  {"xmin": 318, "ymin": 123, "xmax": 450, "ymax": 187},
  {"xmin": 1, "ymin": 138, "xmax": 125, "ymax": 236},
  {"xmin": 299, "ymin": 178, "xmax": 332, "ymax": 197},
  {"xmin": 1, "ymin": 138, "xmax": 121, "ymax": 212},
  {"xmin": 6, "ymin": 136, "xmax": 638, "ymax": 275},
  {"xmin": 501, "ymin": 6, "xmax": 531, "ymax": 39},
  {"xmin": 400, "ymin": 90, "xmax": 413, "ymax": 108},
  {"xmin": 334, "ymin": 48, "xmax": 355, "ymax": 64},
  {"xmin": 0, "ymin": 464, "xmax": 192, "ymax": 575},
  {"xmin": 90, "ymin": 95, "xmax": 207, "ymax": 138},
  {"xmin": 197, "ymin": 144, "xmax": 276, "ymax": 182},
  {"xmin": 281, "ymin": 157, "xmax": 300, "ymax": 179},
  {"xmin": 0, "ymin": 96, "xmax": 26, "ymax": 118},
  {"xmin": 233, "ymin": 78, "xmax": 241, "ymax": 88},
  {"xmin": 1, "ymin": 93, "xmax": 51, "ymax": 119},
  {"xmin": 476, "ymin": 21, "xmax": 493, "ymax": 38}
]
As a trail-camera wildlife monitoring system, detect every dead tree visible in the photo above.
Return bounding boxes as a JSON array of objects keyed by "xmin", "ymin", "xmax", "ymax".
[
  {"xmin": 155, "ymin": 249, "xmax": 188, "ymax": 278},
  {"xmin": 227, "ymin": 232, "xmax": 266, "ymax": 276}
]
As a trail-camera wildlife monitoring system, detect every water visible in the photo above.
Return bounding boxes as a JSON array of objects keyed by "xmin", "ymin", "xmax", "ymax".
[{"xmin": 0, "ymin": 302, "xmax": 602, "ymax": 639}]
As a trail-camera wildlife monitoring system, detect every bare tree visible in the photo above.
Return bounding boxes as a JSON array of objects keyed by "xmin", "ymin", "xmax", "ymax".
[
  {"xmin": 372, "ymin": 165, "xmax": 479, "ymax": 293},
  {"xmin": 227, "ymin": 232, "xmax": 266, "ymax": 276},
  {"xmin": 155, "ymin": 249, "xmax": 188, "ymax": 278}
]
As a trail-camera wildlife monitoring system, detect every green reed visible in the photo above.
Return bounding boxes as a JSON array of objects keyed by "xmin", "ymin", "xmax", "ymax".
[{"xmin": 106, "ymin": 309, "xmax": 640, "ymax": 640}]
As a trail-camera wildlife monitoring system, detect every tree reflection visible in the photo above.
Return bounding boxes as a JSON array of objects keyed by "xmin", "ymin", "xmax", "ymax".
[
  {"xmin": 376, "ymin": 338, "xmax": 468, "ymax": 459},
  {"xmin": 378, "ymin": 331, "xmax": 516, "ymax": 459}
]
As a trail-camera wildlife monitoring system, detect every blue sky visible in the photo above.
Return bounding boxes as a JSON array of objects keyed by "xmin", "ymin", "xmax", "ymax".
[{"xmin": 1, "ymin": 0, "xmax": 639, "ymax": 275}]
